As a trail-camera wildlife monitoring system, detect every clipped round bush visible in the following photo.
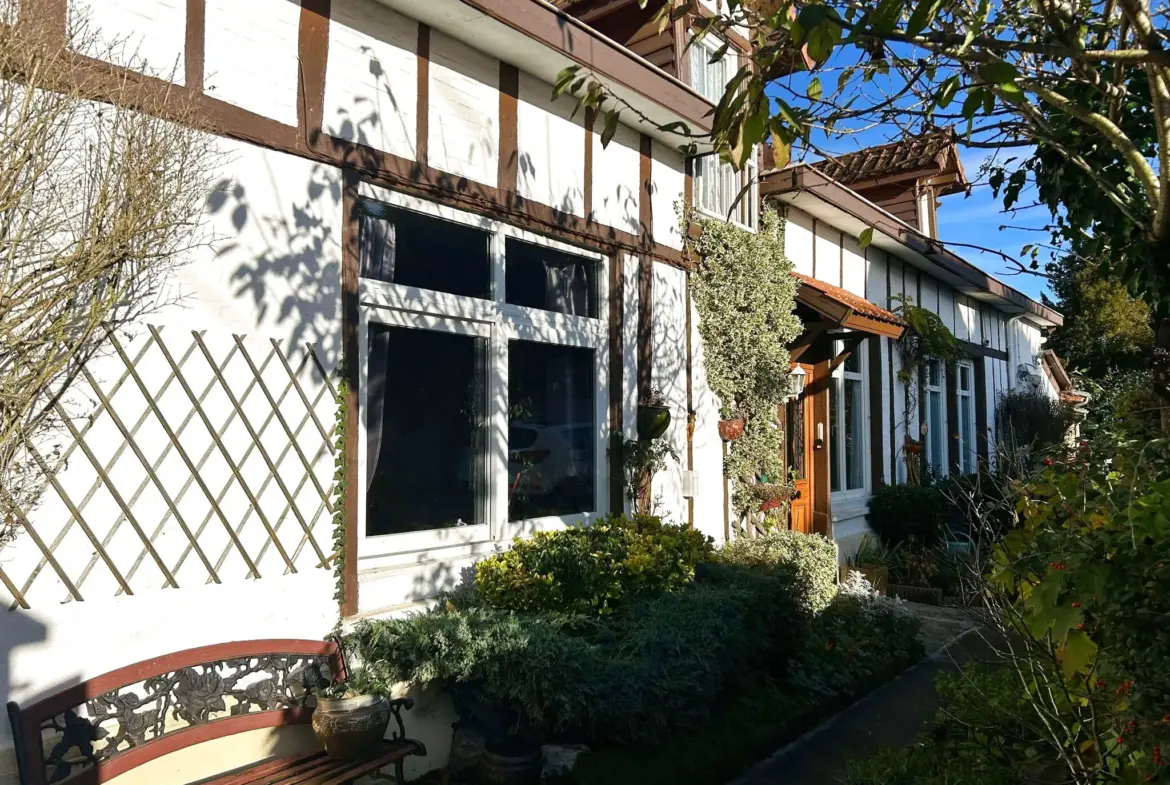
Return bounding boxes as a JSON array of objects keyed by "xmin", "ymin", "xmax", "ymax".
[
  {"xmin": 866, "ymin": 484, "xmax": 947, "ymax": 547},
  {"xmin": 474, "ymin": 513, "xmax": 713, "ymax": 616},
  {"xmin": 716, "ymin": 529, "xmax": 838, "ymax": 614}
]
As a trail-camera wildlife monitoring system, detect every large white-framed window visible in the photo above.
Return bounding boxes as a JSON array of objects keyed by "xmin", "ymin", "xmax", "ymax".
[
  {"xmin": 923, "ymin": 359, "xmax": 947, "ymax": 478},
  {"xmin": 956, "ymin": 361, "xmax": 977, "ymax": 475},
  {"xmin": 689, "ymin": 37, "xmax": 757, "ymax": 230},
  {"xmin": 829, "ymin": 339, "xmax": 868, "ymax": 501},
  {"xmin": 356, "ymin": 183, "xmax": 609, "ymax": 562}
]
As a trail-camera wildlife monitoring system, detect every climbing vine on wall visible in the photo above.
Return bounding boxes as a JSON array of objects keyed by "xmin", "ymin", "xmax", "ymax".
[{"xmin": 685, "ymin": 206, "xmax": 802, "ymax": 517}]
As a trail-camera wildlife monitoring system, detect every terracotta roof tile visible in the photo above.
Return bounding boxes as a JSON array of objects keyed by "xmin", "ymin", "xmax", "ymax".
[
  {"xmin": 793, "ymin": 272, "xmax": 906, "ymax": 327},
  {"xmin": 814, "ymin": 131, "xmax": 961, "ymax": 188}
]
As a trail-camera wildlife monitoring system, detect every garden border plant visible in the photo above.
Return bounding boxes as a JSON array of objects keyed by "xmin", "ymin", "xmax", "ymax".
[{"xmin": 683, "ymin": 205, "xmax": 802, "ymax": 528}]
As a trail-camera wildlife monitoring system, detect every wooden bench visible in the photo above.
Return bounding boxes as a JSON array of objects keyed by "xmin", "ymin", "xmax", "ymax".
[{"xmin": 6, "ymin": 639, "xmax": 425, "ymax": 785}]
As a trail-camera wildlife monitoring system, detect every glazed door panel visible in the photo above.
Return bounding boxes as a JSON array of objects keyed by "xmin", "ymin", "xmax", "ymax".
[{"xmin": 786, "ymin": 364, "xmax": 815, "ymax": 533}]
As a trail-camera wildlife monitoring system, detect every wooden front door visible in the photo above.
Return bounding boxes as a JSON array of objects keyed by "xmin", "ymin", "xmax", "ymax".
[{"xmin": 786, "ymin": 364, "xmax": 815, "ymax": 533}]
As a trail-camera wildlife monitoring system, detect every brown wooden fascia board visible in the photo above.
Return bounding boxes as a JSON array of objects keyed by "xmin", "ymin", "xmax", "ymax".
[
  {"xmin": 763, "ymin": 167, "xmax": 1064, "ymax": 327},
  {"xmin": 796, "ymin": 287, "xmax": 851, "ymax": 324},
  {"xmin": 458, "ymin": 0, "xmax": 713, "ymax": 132},
  {"xmin": 842, "ymin": 313, "xmax": 905, "ymax": 340}
]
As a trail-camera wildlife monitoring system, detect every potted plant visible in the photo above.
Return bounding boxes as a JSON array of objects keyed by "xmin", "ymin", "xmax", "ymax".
[
  {"xmin": 636, "ymin": 389, "xmax": 671, "ymax": 441},
  {"xmin": 717, "ymin": 416, "xmax": 745, "ymax": 442},
  {"xmin": 310, "ymin": 643, "xmax": 393, "ymax": 761}
]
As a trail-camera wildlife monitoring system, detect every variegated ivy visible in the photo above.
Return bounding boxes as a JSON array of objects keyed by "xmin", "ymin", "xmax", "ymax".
[{"xmin": 685, "ymin": 206, "xmax": 802, "ymax": 515}]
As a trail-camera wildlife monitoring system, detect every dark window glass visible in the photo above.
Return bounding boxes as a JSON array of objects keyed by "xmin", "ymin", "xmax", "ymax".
[
  {"xmin": 829, "ymin": 381, "xmax": 841, "ymax": 492},
  {"xmin": 508, "ymin": 341, "xmax": 595, "ymax": 520},
  {"xmin": 365, "ymin": 325, "xmax": 487, "ymax": 535},
  {"xmin": 505, "ymin": 239, "xmax": 598, "ymax": 317},
  {"xmin": 359, "ymin": 202, "xmax": 490, "ymax": 298},
  {"xmin": 786, "ymin": 393, "xmax": 806, "ymax": 481}
]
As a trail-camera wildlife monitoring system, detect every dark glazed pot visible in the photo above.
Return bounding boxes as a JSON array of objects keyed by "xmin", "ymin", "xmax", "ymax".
[
  {"xmin": 637, "ymin": 405, "xmax": 671, "ymax": 441},
  {"xmin": 481, "ymin": 735, "xmax": 543, "ymax": 785},
  {"xmin": 312, "ymin": 694, "xmax": 391, "ymax": 760}
]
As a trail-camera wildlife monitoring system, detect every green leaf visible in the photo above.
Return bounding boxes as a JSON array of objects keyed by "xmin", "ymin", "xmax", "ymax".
[
  {"xmin": 869, "ymin": 0, "xmax": 903, "ymax": 34},
  {"xmin": 1058, "ymin": 630, "xmax": 1098, "ymax": 680},
  {"xmin": 552, "ymin": 65, "xmax": 581, "ymax": 99},
  {"xmin": 805, "ymin": 22, "xmax": 841, "ymax": 63},
  {"xmin": 807, "ymin": 77, "xmax": 823, "ymax": 101},
  {"xmin": 771, "ymin": 133, "xmax": 791, "ymax": 168},
  {"xmin": 859, "ymin": 227, "xmax": 874, "ymax": 249},
  {"xmin": 905, "ymin": 0, "xmax": 945, "ymax": 36},
  {"xmin": 935, "ymin": 76, "xmax": 959, "ymax": 109},
  {"xmin": 600, "ymin": 109, "xmax": 621, "ymax": 148},
  {"xmin": 978, "ymin": 61, "xmax": 1020, "ymax": 86}
]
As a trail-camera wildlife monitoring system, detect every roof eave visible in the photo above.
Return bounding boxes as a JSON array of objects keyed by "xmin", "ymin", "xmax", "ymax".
[{"xmin": 762, "ymin": 166, "xmax": 1063, "ymax": 328}]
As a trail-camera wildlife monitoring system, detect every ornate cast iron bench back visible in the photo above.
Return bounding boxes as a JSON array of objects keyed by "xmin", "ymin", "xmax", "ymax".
[{"xmin": 5, "ymin": 639, "xmax": 423, "ymax": 785}]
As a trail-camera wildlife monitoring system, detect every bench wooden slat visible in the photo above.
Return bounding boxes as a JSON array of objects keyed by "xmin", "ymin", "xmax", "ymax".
[
  {"xmin": 204, "ymin": 751, "xmax": 328, "ymax": 785},
  {"xmin": 202, "ymin": 742, "xmax": 423, "ymax": 785}
]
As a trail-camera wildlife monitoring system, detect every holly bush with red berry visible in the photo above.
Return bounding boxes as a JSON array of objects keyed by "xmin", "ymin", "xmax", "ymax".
[{"xmin": 988, "ymin": 432, "xmax": 1170, "ymax": 782}]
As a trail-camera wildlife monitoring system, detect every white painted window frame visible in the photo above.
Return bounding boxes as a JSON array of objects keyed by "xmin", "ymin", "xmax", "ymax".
[
  {"xmin": 956, "ymin": 360, "xmax": 976, "ymax": 474},
  {"xmin": 355, "ymin": 183, "xmax": 610, "ymax": 565},
  {"xmin": 830, "ymin": 339, "xmax": 869, "ymax": 505},
  {"xmin": 923, "ymin": 358, "xmax": 948, "ymax": 478}
]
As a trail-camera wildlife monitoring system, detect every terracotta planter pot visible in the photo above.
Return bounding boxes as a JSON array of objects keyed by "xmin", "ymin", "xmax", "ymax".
[
  {"xmin": 636, "ymin": 405, "xmax": 671, "ymax": 441},
  {"xmin": 718, "ymin": 418, "xmax": 745, "ymax": 442},
  {"xmin": 903, "ymin": 440, "xmax": 924, "ymax": 454},
  {"xmin": 312, "ymin": 694, "xmax": 391, "ymax": 761}
]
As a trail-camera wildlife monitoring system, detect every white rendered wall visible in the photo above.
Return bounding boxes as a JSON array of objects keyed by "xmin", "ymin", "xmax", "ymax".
[
  {"xmin": 650, "ymin": 141, "xmax": 686, "ymax": 250},
  {"xmin": 69, "ymin": 0, "xmax": 186, "ymax": 83},
  {"xmin": 591, "ymin": 124, "xmax": 641, "ymax": 236},
  {"xmin": 784, "ymin": 207, "xmax": 814, "ymax": 276},
  {"xmin": 841, "ymin": 234, "xmax": 866, "ymax": 297},
  {"xmin": 690, "ymin": 298, "xmax": 728, "ymax": 544},
  {"xmin": 204, "ymin": 0, "xmax": 301, "ymax": 125},
  {"xmin": 517, "ymin": 72, "xmax": 586, "ymax": 217},
  {"xmin": 324, "ymin": 0, "xmax": 419, "ymax": 160},
  {"xmin": 428, "ymin": 30, "xmax": 499, "ymax": 187},
  {"xmin": 650, "ymin": 265, "xmax": 688, "ymax": 522},
  {"xmin": 813, "ymin": 221, "xmax": 841, "ymax": 288}
]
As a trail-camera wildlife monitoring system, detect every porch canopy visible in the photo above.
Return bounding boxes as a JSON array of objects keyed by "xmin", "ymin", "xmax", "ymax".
[{"xmin": 789, "ymin": 272, "xmax": 906, "ymax": 365}]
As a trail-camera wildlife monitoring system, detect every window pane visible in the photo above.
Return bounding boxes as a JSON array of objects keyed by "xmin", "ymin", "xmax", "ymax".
[
  {"xmin": 508, "ymin": 341, "xmax": 596, "ymax": 520},
  {"xmin": 926, "ymin": 359, "xmax": 941, "ymax": 388},
  {"xmin": 960, "ymin": 396, "xmax": 974, "ymax": 473},
  {"xmin": 928, "ymin": 389, "xmax": 945, "ymax": 475},
  {"xmin": 689, "ymin": 45, "xmax": 706, "ymax": 97},
  {"xmin": 959, "ymin": 364, "xmax": 971, "ymax": 392},
  {"xmin": 844, "ymin": 347, "xmax": 861, "ymax": 374},
  {"xmin": 366, "ymin": 325, "xmax": 487, "ymax": 535},
  {"xmin": 845, "ymin": 378, "xmax": 865, "ymax": 489},
  {"xmin": 359, "ymin": 202, "xmax": 490, "ymax": 298},
  {"xmin": 786, "ymin": 394, "xmax": 806, "ymax": 480},
  {"xmin": 505, "ymin": 239, "xmax": 598, "ymax": 317},
  {"xmin": 829, "ymin": 381, "xmax": 841, "ymax": 492}
]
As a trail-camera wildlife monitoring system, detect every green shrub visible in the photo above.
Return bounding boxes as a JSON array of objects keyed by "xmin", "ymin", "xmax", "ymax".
[
  {"xmin": 474, "ymin": 513, "xmax": 713, "ymax": 616},
  {"xmin": 717, "ymin": 529, "xmax": 838, "ymax": 614},
  {"xmin": 866, "ymin": 483, "xmax": 947, "ymax": 547},
  {"xmin": 789, "ymin": 574, "xmax": 923, "ymax": 697},
  {"xmin": 349, "ymin": 568, "xmax": 802, "ymax": 745}
]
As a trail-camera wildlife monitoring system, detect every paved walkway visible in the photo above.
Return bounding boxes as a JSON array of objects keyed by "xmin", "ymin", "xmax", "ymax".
[{"xmin": 730, "ymin": 604, "xmax": 988, "ymax": 785}]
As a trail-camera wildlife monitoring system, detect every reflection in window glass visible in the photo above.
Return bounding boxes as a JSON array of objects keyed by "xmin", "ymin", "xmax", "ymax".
[
  {"xmin": 845, "ymin": 377, "xmax": 865, "ymax": 489},
  {"xmin": 508, "ymin": 341, "xmax": 595, "ymax": 521},
  {"xmin": 359, "ymin": 202, "xmax": 491, "ymax": 298},
  {"xmin": 829, "ymin": 381, "xmax": 841, "ymax": 493},
  {"xmin": 505, "ymin": 239, "xmax": 598, "ymax": 317},
  {"xmin": 365, "ymin": 325, "xmax": 487, "ymax": 535},
  {"xmin": 928, "ymin": 388, "xmax": 945, "ymax": 476}
]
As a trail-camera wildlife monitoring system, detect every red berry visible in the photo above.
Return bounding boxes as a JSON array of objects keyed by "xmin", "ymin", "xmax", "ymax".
[
  {"xmin": 1043, "ymin": 458, "xmax": 1054, "ymax": 466},
  {"xmin": 1072, "ymin": 602, "xmax": 1082, "ymax": 608}
]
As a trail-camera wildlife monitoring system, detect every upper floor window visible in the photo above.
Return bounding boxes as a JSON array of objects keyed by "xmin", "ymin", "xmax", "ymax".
[
  {"xmin": 694, "ymin": 155, "xmax": 757, "ymax": 229},
  {"xmin": 689, "ymin": 37, "xmax": 734, "ymax": 103}
]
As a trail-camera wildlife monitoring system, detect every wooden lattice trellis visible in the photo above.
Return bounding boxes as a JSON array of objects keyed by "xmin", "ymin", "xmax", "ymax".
[{"xmin": 0, "ymin": 326, "xmax": 338, "ymax": 610}]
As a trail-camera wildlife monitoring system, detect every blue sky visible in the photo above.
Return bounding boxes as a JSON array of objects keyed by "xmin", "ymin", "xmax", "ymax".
[{"xmin": 766, "ymin": 55, "xmax": 1058, "ymax": 303}]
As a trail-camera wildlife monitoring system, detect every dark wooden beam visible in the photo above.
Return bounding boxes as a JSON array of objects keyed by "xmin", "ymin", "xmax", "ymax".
[
  {"xmin": 827, "ymin": 334, "xmax": 866, "ymax": 374},
  {"xmin": 868, "ymin": 335, "xmax": 884, "ymax": 490},
  {"xmin": 416, "ymin": 24, "xmax": 430, "ymax": 167},
  {"xmin": 498, "ymin": 62, "xmax": 519, "ymax": 200},
  {"xmin": 185, "ymin": 0, "xmax": 206, "ymax": 92},
  {"xmin": 810, "ymin": 359, "xmax": 832, "ymax": 539},
  {"xmin": 340, "ymin": 170, "xmax": 361, "ymax": 619},
  {"xmin": 298, "ymin": 0, "xmax": 330, "ymax": 145}
]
